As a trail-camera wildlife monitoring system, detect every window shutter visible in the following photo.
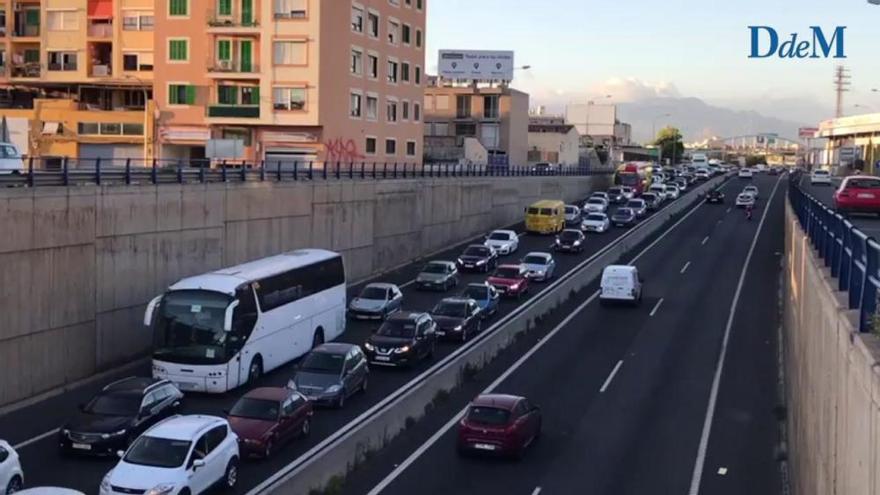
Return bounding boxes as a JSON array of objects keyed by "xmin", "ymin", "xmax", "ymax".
[
  {"xmin": 218, "ymin": 40, "xmax": 231, "ymax": 61},
  {"xmin": 185, "ymin": 85, "xmax": 196, "ymax": 105}
]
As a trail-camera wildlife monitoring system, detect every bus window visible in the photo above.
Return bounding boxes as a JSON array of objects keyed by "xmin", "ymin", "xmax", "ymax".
[
  {"xmin": 230, "ymin": 285, "xmax": 259, "ymax": 351},
  {"xmin": 539, "ymin": 208, "xmax": 553, "ymax": 215},
  {"xmin": 527, "ymin": 207, "xmax": 539, "ymax": 215}
]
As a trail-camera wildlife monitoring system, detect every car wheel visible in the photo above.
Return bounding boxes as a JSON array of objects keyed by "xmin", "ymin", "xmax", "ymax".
[
  {"xmin": 337, "ymin": 392, "xmax": 346, "ymax": 409},
  {"xmin": 361, "ymin": 375, "xmax": 369, "ymax": 394},
  {"xmin": 6, "ymin": 475, "xmax": 22, "ymax": 495},
  {"xmin": 223, "ymin": 458, "xmax": 239, "ymax": 491},
  {"xmin": 248, "ymin": 357, "xmax": 263, "ymax": 385},
  {"xmin": 301, "ymin": 417, "xmax": 311, "ymax": 437}
]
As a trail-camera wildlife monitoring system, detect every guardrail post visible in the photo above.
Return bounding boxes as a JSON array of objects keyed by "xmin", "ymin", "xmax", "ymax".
[
  {"xmin": 860, "ymin": 241, "xmax": 880, "ymax": 332},
  {"xmin": 61, "ymin": 156, "xmax": 69, "ymax": 186},
  {"xmin": 199, "ymin": 160, "xmax": 206, "ymax": 183},
  {"xmin": 124, "ymin": 158, "xmax": 132, "ymax": 185},
  {"xmin": 403, "ymin": 162, "xmax": 408, "ymax": 179},
  {"xmin": 308, "ymin": 161, "xmax": 313, "ymax": 180},
  {"xmin": 336, "ymin": 161, "xmax": 341, "ymax": 180},
  {"xmin": 177, "ymin": 160, "xmax": 184, "ymax": 184},
  {"xmin": 841, "ymin": 223, "xmax": 853, "ymax": 292},
  {"xmin": 95, "ymin": 157, "xmax": 102, "ymax": 185},
  {"xmin": 850, "ymin": 233, "xmax": 867, "ymax": 310},
  {"xmin": 293, "ymin": 161, "xmax": 298, "ymax": 181},
  {"xmin": 259, "ymin": 160, "xmax": 266, "ymax": 181},
  {"xmin": 393, "ymin": 162, "xmax": 398, "ymax": 178},
  {"xmin": 26, "ymin": 156, "xmax": 34, "ymax": 187},
  {"xmin": 221, "ymin": 160, "xmax": 228, "ymax": 182},
  {"xmin": 240, "ymin": 160, "xmax": 247, "ymax": 182},
  {"xmin": 151, "ymin": 158, "xmax": 158, "ymax": 184}
]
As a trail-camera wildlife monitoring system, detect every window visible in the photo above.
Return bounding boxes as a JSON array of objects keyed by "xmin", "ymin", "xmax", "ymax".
[
  {"xmin": 416, "ymin": 0, "xmax": 423, "ymax": 9},
  {"xmin": 222, "ymin": 128, "xmax": 252, "ymax": 146},
  {"xmin": 456, "ymin": 123, "xmax": 476, "ymax": 136},
  {"xmin": 274, "ymin": 40, "xmax": 307, "ymax": 65},
  {"xmin": 218, "ymin": 0, "xmax": 232, "ymax": 16},
  {"xmin": 416, "ymin": 29, "xmax": 422, "ymax": 48},
  {"xmin": 350, "ymin": 92, "xmax": 362, "ymax": 118},
  {"xmin": 387, "ymin": 60, "xmax": 398, "ymax": 84},
  {"xmin": 140, "ymin": 15, "xmax": 155, "ymax": 30},
  {"xmin": 100, "ymin": 123, "xmax": 122, "ymax": 135},
  {"xmin": 241, "ymin": 86, "xmax": 259, "ymax": 106},
  {"xmin": 123, "ymin": 15, "xmax": 138, "ymax": 30},
  {"xmin": 415, "ymin": 66, "xmax": 422, "ymax": 85},
  {"xmin": 401, "ymin": 62, "xmax": 410, "ymax": 83},
  {"xmin": 217, "ymin": 40, "xmax": 232, "ymax": 61},
  {"xmin": 367, "ymin": 54, "xmax": 378, "ymax": 79},
  {"xmin": 435, "ymin": 95, "xmax": 449, "ymax": 110},
  {"xmin": 255, "ymin": 257, "xmax": 345, "ymax": 310},
  {"xmin": 365, "ymin": 137, "xmax": 377, "ymax": 155},
  {"xmin": 385, "ymin": 139, "xmax": 397, "ymax": 155},
  {"xmin": 389, "ymin": 0, "xmax": 400, "ymax": 6},
  {"xmin": 47, "ymin": 11, "xmax": 79, "ymax": 31},
  {"xmin": 123, "ymin": 54, "xmax": 138, "ymax": 71},
  {"xmin": 406, "ymin": 141, "xmax": 416, "ymax": 157},
  {"xmin": 431, "ymin": 122, "xmax": 449, "ymax": 136},
  {"xmin": 351, "ymin": 5, "xmax": 364, "ymax": 33},
  {"xmin": 275, "ymin": 0, "xmax": 307, "ymax": 19},
  {"xmin": 484, "ymin": 95, "xmax": 500, "ymax": 119},
  {"xmin": 206, "ymin": 425, "xmax": 228, "ymax": 453},
  {"xmin": 405, "ymin": 0, "xmax": 412, "ymax": 6},
  {"xmin": 456, "ymin": 95, "xmax": 471, "ymax": 118},
  {"xmin": 350, "ymin": 48, "xmax": 363, "ymax": 75},
  {"xmin": 123, "ymin": 52, "xmax": 153, "ymax": 71},
  {"xmin": 218, "ymin": 85, "xmax": 238, "ymax": 105},
  {"xmin": 386, "ymin": 99, "xmax": 398, "ymax": 122},
  {"xmin": 168, "ymin": 39, "xmax": 188, "ymax": 62},
  {"xmin": 414, "ymin": 103, "xmax": 421, "ymax": 121},
  {"xmin": 387, "ymin": 20, "xmax": 399, "ymax": 44},
  {"xmin": 48, "ymin": 51, "xmax": 77, "ymax": 71},
  {"xmin": 168, "ymin": 84, "xmax": 196, "ymax": 105},
  {"xmin": 402, "ymin": 101, "xmax": 410, "ymax": 120},
  {"xmin": 366, "ymin": 95, "xmax": 378, "ymax": 120},
  {"xmin": 402, "ymin": 24, "xmax": 411, "ymax": 44},
  {"xmin": 273, "ymin": 87, "xmax": 306, "ymax": 110},
  {"xmin": 123, "ymin": 123, "xmax": 145, "ymax": 135},
  {"xmin": 367, "ymin": 11, "xmax": 379, "ymax": 38},
  {"xmin": 169, "ymin": 0, "xmax": 188, "ymax": 16},
  {"xmin": 77, "ymin": 123, "xmax": 99, "ymax": 134}
]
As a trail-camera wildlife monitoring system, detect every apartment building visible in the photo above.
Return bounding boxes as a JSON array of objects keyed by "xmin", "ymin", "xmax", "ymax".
[
  {"xmin": 0, "ymin": 0, "xmax": 156, "ymax": 162},
  {"xmin": 154, "ymin": 0, "xmax": 426, "ymax": 166}
]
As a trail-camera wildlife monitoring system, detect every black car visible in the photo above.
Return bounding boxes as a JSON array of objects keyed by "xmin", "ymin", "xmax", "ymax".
[
  {"xmin": 457, "ymin": 244, "xmax": 498, "ymax": 273},
  {"xmin": 554, "ymin": 229, "xmax": 586, "ymax": 253},
  {"xmin": 606, "ymin": 187, "xmax": 626, "ymax": 204},
  {"xmin": 431, "ymin": 298, "xmax": 483, "ymax": 343},
  {"xmin": 706, "ymin": 189, "xmax": 725, "ymax": 203},
  {"xmin": 59, "ymin": 377, "xmax": 183, "ymax": 455},
  {"xmin": 364, "ymin": 312, "xmax": 437, "ymax": 367},
  {"xmin": 611, "ymin": 208, "xmax": 637, "ymax": 227}
]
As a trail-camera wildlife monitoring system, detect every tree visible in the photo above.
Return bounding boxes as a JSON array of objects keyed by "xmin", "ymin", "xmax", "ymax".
[{"xmin": 654, "ymin": 126, "xmax": 685, "ymax": 164}]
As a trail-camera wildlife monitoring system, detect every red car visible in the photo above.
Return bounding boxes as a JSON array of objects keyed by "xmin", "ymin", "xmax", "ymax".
[
  {"xmin": 487, "ymin": 264, "xmax": 530, "ymax": 298},
  {"xmin": 227, "ymin": 387, "xmax": 313, "ymax": 458},
  {"xmin": 457, "ymin": 394, "xmax": 542, "ymax": 458},
  {"xmin": 833, "ymin": 176, "xmax": 880, "ymax": 214}
]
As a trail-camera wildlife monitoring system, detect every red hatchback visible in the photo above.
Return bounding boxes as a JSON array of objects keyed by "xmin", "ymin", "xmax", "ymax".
[
  {"xmin": 227, "ymin": 387, "xmax": 313, "ymax": 458},
  {"xmin": 834, "ymin": 176, "xmax": 880, "ymax": 214},
  {"xmin": 457, "ymin": 394, "xmax": 542, "ymax": 458},
  {"xmin": 487, "ymin": 265, "xmax": 530, "ymax": 298}
]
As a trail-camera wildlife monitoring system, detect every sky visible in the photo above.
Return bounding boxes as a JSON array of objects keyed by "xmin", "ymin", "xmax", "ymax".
[{"xmin": 426, "ymin": 0, "xmax": 880, "ymax": 124}]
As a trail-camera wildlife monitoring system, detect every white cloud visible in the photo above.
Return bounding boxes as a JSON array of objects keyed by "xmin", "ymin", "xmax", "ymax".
[{"xmin": 591, "ymin": 77, "xmax": 680, "ymax": 102}]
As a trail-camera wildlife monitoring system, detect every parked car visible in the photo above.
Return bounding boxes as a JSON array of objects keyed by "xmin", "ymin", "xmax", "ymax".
[
  {"xmin": 99, "ymin": 415, "xmax": 240, "ymax": 495},
  {"xmin": 520, "ymin": 252, "xmax": 557, "ymax": 282},
  {"xmin": 583, "ymin": 197, "xmax": 609, "ymax": 214},
  {"xmin": 743, "ymin": 185, "xmax": 759, "ymax": 199},
  {"xmin": 604, "ymin": 187, "xmax": 626, "ymax": 204},
  {"xmin": 227, "ymin": 388, "xmax": 312, "ymax": 458},
  {"xmin": 0, "ymin": 142, "xmax": 24, "ymax": 175},
  {"xmin": 59, "ymin": 377, "xmax": 183, "ymax": 456},
  {"xmin": 811, "ymin": 169, "xmax": 832, "ymax": 185},
  {"xmin": 738, "ymin": 168, "xmax": 754, "ymax": 179},
  {"xmin": 599, "ymin": 265, "xmax": 643, "ymax": 306},
  {"xmin": 461, "ymin": 283, "xmax": 501, "ymax": 318},
  {"xmin": 581, "ymin": 212, "xmax": 610, "ymax": 233},
  {"xmin": 625, "ymin": 199, "xmax": 648, "ymax": 218},
  {"xmin": 416, "ymin": 261, "xmax": 460, "ymax": 291},
  {"xmin": 706, "ymin": 189, "xmax": 725, "ymax": 204},
  {"xmin": 431, "ymin": 298, "xmax": 483, "ymax": 342},
  {"xmin": 457, "ymin": 244, "xmax": 499, "ymax": 273},
  {"xmin": 563, "ymin": 205, "xmax": 582, "ymax": 226},
  {"xmin": 0, "ymin": 440, "xmax": 23, "ymax": 494},
  {"xmin": 736, "ymin": 192, "xmax": 756, "ymax": 208},
  {"xmin": 554, "ymin": 229, "xmax": 586, "ymax": 253},
  {"xmin": 363, "ymin": 312, "xmax": 437, "ymax": 366},
  {"xmin": 457, "ymin": 394, "xmax": 542, "ymax": 459},
  {"xmin": 611, "ymin": 208, "xmax": 637, "ymax": 228},
  {"xmin": 484, "ymin": 230, "xmax": 520, "ymax": 255},
  {"xmin": 289, "ymin": 343, "xmax": 368, "ymax": 408},
  {"xmin": 833, "ymin": 176, "xmax": 880, "ymax": 214},
  {"xmin": 348, "ymin": 283, "xmax": 403, "ymax": 320},
  {"xmin": 488, "ymin": 264, "xmax": 530, "ymax": 299},
  {"xmin": 640, "ymin": 193, "xmax": 662, "ymax": 211}
]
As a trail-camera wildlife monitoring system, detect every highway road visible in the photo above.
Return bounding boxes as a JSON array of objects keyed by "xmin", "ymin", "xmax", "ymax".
[
  {"xmin": 798, "ymin": 173, "xmax": 880, "ymax": 238},
  {"xmin": 0, "ymin": 176, "xmax": 713, "ymax": 494},
  {"xmin": 341, "ymin": 173, "xmax": 786, "ymax": 495}
]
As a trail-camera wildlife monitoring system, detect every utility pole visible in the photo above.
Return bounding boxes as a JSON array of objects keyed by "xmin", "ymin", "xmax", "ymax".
[{"xmin": 834, "ymin": 65, "xmax": 851, "ymax": 118}]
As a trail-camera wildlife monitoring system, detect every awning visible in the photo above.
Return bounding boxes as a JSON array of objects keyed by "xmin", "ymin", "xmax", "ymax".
[
  {"xmin": 87, "ymin": 0, "xmax": 113, "ymax": 18},
  {"xmin": 42, "ymin": 122, "xmax": 60, "ymax": 135}
]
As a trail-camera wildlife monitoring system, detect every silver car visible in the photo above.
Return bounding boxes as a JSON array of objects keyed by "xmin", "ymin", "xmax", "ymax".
[
  {"xmin": 348, "ymin": 283, "xmax": 403, "ymax": 320},
  {"xmin": 625, "ymin": 199, "xmax": 648, "ymax": 218},
  {"xmin": 521, "ymin": 252, "xmax": 557, "ymax": 282},
  {"xmin": 416, "ymin": 261, "xmax": 460, "ymax": 291}
]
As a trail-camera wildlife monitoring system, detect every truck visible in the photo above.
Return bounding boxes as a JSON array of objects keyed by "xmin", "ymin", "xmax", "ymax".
[{"xmin": 614, "ymin": 162, "xmax": 653, "ymax": 196}]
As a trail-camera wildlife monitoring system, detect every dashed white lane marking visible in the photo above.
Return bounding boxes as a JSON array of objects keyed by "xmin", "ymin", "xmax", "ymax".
[
  {"xmin": 650, "ymin": 298, "xmax": 665, "ymax": 317},
  {"xmin": 681, "ymin": 261, "xmax": 691, "ymax": 274},
  {"xmin": 600, "ymin": 360, "xmax": 624, "ymax": 393}
]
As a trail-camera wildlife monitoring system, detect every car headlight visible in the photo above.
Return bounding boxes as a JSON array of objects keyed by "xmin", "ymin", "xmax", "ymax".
[
  {"xmin": 145, "ymin": 483, "xmax": 177, "ymax": 495},
  {"xmin": 574, "ymin": 240, "xmax": 581, "ymax": 246},
  {"xmin": 326, "ymin": 384, "xmax": 343, "ymax": 394},
  {"xmin": 476, "ymin": 259, "xmax": 487, "ymax": 265},
  {"xmin": 510, "ymin": 283, "xmax": 520, "ymax": 290},
  {"xmin": 110, "ymin": 429, "xmax": 127, "ymax": 437},
  {"xmin": 363, "ymin": 342, "xmax": 375, "ymax": 351},
  {"xmin": 100, "ymin": 473, "xmax": 112, "ymax": 492},
  {"xmin": 394, "ymin": 345, "xmax": 411, "ymax": 353},
  {"xmin": 62, "ymin": 428, "xmax": 70, "ymax": 437},
  {"xmin": 555, "ymin": 239, "xmax": 561, "ymax": 244},
  {"xmin": 457, "ymin": 258, "xmax": 464, "ymax": 264},
  {"xmin": 452, "ymin": 325, "xmax": 463, "ymax": 333}
]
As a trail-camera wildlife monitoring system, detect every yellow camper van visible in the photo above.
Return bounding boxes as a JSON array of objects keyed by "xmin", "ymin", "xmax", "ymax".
[{"xmin": 525, "ymin": 200, "xmax": 565, "ymax": 234}]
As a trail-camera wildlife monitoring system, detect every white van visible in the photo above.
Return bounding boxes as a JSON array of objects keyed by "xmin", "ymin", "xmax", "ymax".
[
  {"xmin": 0, "ymin": 142, "xmax": 24, "ymax": 174},
  {"xmin": 600, "ymin": 265, "xmax": 643, "ymax": 305}
]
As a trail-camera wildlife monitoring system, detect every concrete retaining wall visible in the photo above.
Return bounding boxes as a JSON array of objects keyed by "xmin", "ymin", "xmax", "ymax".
[
  {"xmin": 784, "ymin": 203, "xmax": 880, "ymax": 495},
  {"xmin": 0, "ymin": 176, "xmax": 607, "ymax": 407}
]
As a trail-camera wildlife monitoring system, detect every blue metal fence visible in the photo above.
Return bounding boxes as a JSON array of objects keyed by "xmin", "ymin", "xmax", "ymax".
[{"xmin": 789, "ymin": 173, "xmax": 880, "ymax": 332}]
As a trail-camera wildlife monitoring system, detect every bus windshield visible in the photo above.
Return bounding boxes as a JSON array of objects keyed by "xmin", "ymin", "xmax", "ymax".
[
  {"xmin": 618, "ymin": 173, "xmax": 641, "ymax": 187},
  {"xmin": 152, "ymin": 290, "xmax": 234, "ymax": 365}
]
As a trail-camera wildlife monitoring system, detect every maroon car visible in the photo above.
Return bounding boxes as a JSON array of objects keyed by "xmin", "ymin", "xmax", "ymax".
[
  {"xmin": 487, "ymin": 265, "xmax": 530, "ymax": 298},
  {"xmin": 457, "ymin": 394, "xmax": 542, "ymax": 458},
  {"xmin": 227, "ymin": 387, "xmax": 313, "ymax": 458}
]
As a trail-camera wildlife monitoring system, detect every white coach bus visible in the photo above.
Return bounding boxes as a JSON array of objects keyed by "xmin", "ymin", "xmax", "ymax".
[{"xmin": 143, "ymin": 249, "xmax": 346, "ymax": 393}]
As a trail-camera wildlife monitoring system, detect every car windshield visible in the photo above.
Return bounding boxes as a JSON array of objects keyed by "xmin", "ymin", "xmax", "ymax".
[
  {"xmin": 641, "ymin": 194, "xmax": 656, "ymax": 202},
  {"xmin": 467, "ymin": 406, "xmax": 511, "ymax": 426},
  {"xmin": 433, "ymin": 301, "xmax": 468, "ymax": 317},
  {"xmin": 588, "ymin": 199, "xmax": 604, "ymax": 205},
  {"xmin": 523, "ymin": 255, "xmax": 548, "ymax": 265},
  {"xmin": 615, "ymin": 209, "xmax": 634, "ymax": 217},
  {"xmin": 489, "ymin": 232, "xmax": 511, "ymax": 241},
  {"xmin": 814, "ymin": 171, "xmax": 829, "ymax": 176},
  {"xmin": 124, "ymin": 436, "xmax": 191, "ymax": 468},
  {"xmin": 422, "ymin": 263, "xmax": 448, "ymax": 274},
  {"xmin": 229, "ymin": 397, "xmax": 280, "ymax": 421},
  {"xmin": 626, "ymin": 201, "xmax": 644, "ymax": 208},
  {"xmin": 586, "ymin": 214, "xmax": 606, "ymax": 221},
  {"xmin": 360, "ymin": 287, "xmax": 387, "ymax": 300},
  {"xmin": 377, "ymin": 319, "xmax": 417, "ymax": 338},
  {"xmin": 300, "ymin": 351, "xmax": 345, "ymax": 374},
  {"xmin": 84, "ymin": 393, "xmax": 141, "ymax": 416},
  {"xmin": 494, "ymin": 267, "xmax": 521, "ymax": 279},
  {"xmin": 847, "ymin": 179, "xmax": 880, "ymax": 189},
  {"xmin": 152, "ymin": 290, "xmax": 234, "ymax": 365},
  {"xmin": 560, "ymin": 231, "xmax": 581, "ymax": 241},
  {"xmin": 464, "ymin": 246, "xmax": 491, "ymax": 257},
  {"xmin": 608, "ymin": 188, "xmax": 622, "ymax": 194},
  {"xmin": 565, "ymin": 207, "xmax": 577, "ymax": 214},
  {"xmin": 463, "ymin": 286, "xmax": 488, "ymax": 300}
]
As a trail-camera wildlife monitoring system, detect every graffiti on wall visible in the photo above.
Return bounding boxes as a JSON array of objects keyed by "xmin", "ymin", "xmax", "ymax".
[{"xmin": 324, "ymin": 138, "xmax": 365, "ymax": 162}]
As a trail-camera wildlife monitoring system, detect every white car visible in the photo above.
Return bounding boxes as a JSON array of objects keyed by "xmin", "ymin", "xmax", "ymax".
[
  {"xmin": 743, "ymin": 185, "xmax": 759, "ymax": 199},
  {"xmin": 649, "ymin": 184, "xmax": 668, "ymax": 200},
  {"xmin": 564, "ymin": 205, "xmax": 581, "ymax": 225},
  {"xmin": 738, "ymin": 168, "xmax": 754, "ymax": 179},
  {"xmin": 583, "ymin": 197, "xmax": 609, "ymax": 214},
  {"xmin": 600, "ymin": 265, "xmax": 642, "ymax": 305},
  {"xmin": 581, "ymin": 212, "xmax": 610, "ymax": 233},
  {"xmin": 100, "ymin": 416, "xmax": 240, "ymax": 495},
  {"xmin": 0, "ymin": 142, "xmax": 24, "ymax": 175},
  {"xmin": 665, "ymin": 185, "xmax": 681, "ymax": 200},
  {"xmin": 521, "ymin": 252, "xmax": 556, "ymax": 282},
  {"xmin": 589, "ymin": 191, "xmax": 610, "ymax": 203},
  {"xmin": 695, "ymin": 170, "xmax": 710, "ymax": 181},
  {"xmin": 620, "ymin": 187, "xmax": 635, "ymax": 200},
  {"xmin": 811, "ymin": 169, "xmax": 832, "ymax": 185},
  {"xmin": 16, "ymin": 490, "xmax": 85, "ymax": 495},
  {"xmin": 0, "ymin": 440, "xmax": 23, "ymax": 494},
  {"xmin": 736, "ymin": 193, "xmax": 756, "ymax": 208},
  {"xmin": 484, "ymin": 230, "xmax": 519, "ymax": 255}
]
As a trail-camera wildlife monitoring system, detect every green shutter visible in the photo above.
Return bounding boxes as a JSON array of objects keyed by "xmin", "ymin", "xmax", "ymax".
[
  {"xmin": 25, "ymin": 9, "xmax": 39, "ymax": 26},
  {"xmin": 218, "ymin": 0, "xmax": 232, "ymax": 16},
  {"xmin": 169, "ymin": 40, "xmax": 187, "ymax": 61},
  {"xmin": 251, "ymin": 86, "xmax": 260, "ymax": 105},
  {"xmin": 170, "ymin": 0, "xmax": 188, "ymax": 16},
  {"xmin": 241, "ymin": 0, "xmax": 253, "ymax": 25},
  {"xmin": 218, "ymin": 85, "xmax": 237, "ymax": 105},
  {"xmin": 239, "ymin": 40, "xmax": 252, "ymax": 71},
  {"xmin": 24, "ymin": 49, "xmax": 39, "ymax": 63},
  {"xmin": 185, "ymin": 85, "xmax": 196, "ymax": 105},
  {"xmin": 217, "ymin": 40, "xmax": 231, "ymax": 61}
]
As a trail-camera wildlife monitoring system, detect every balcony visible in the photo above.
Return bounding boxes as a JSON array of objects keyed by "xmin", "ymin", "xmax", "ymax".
[
  {"xmin": 91, "ymin": 65, "xmax": 111, "ymax": 77},
  {"xmin": 206, "ymin": 14, "xmax": 260, "ymax": 34},
  {"xmin": 11, "ymin": 62, "xmax": 40, "ymax": 78},
  {"xmin": 207, "ymin": 61, "xmax": 260, "ymax": 79},
  {"xmin": 13, "ymin": 25, "xmax": 39, "ymax": 38},
  {"xmin": 88, "ymin": 22, "xmax": 113, "ymax": 39},
  {"xmin": 207, "ymin": 105, "xmax": 260, "ymax": 118}
]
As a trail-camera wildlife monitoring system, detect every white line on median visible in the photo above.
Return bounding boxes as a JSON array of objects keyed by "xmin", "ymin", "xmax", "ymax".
[
  {"xmin": 531, "ymin": 488, "xmax": 542, "ymax": 495},
  {"xmin": 650, "ymin": 298, "xmax": 665, "ymax": 317},
  {"xmin": 687, "ymin": 175, "xmax": 783, "ymax": 495},
  {"xmin": 726, "ymin": 207, "xmax": 732, "ymax": 214},
  {"xmin": 13, "ymin": 428, "xmax": 59, "ymax": 450},
  {"xmin": 600, "ymin": 360, "xmax": 624, "ymax": 393},
  {"xmin": 701, "ymin": 236, "xmax": 709, "ymax": 246},
  {"xmin": 681, "ymin": 261, "xmax": 691, "ymax": 274}
]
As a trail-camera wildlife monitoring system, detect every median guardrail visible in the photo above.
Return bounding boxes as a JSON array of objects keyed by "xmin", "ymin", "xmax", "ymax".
[
  {"xmin": 252, "ymin": 174, "xmax": 729, "ymax": 494},
  {"xmin": 788, "ymin": 172, "xmax": 879, "ymax": 333}
]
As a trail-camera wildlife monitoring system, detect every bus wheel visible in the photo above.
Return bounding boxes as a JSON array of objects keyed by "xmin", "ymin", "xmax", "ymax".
[
  {"xmin": 248, "ymin": 357, "xmax": 263, "ymax": 385},
  {"xmin": 312, "ymin": 329, "xmax": 325, "ymax": 349}
]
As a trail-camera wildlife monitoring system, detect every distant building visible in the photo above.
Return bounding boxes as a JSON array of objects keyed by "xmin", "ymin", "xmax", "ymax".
[
  {"xmin": 565, "ymin": 103, "xmax": 631, "ymax": 149},
  {"xmin": 817, "ymin": 113, "xmax": 880, "ymax": 172},
  {"xmin": 527, "ymin": 115, "xmax": 579, "ymax": 166}
]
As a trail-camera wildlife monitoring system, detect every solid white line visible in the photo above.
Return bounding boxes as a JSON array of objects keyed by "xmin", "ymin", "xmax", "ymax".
[
  {"xmin": 13, "ymin": 428, "xmax": 59, "ymax": 450},
  {"xmin": 649, "ymin": 298, "xmax": 665, "ymax": 317},
  {"xmin": 531, "ymin": 487, "xmax": 542, "ymax": 495},
  {"xmin": 680, "ymin": 261, "xmax": 691, "ymax": 274},
  {"xmin": 399, "ymin": 279, "xmax": 416, "ymax": 289},
  {"xmin": 725, "ymin": 207, "xmax": 732, "ymax": 214},
  {"xmin": 701, "ymin": 236, "xmax": 709, "ymax": 246},
  {"xmin": 687, "ymin": 175, "xmax": 782, "ymax": 495},
  {"xmin": 599, "ymin": 360, "xmax": 624, "ymax": 393}
]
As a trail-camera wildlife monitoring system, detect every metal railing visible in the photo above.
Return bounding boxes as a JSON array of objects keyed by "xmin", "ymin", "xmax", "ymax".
[
  {"xmin": 789, "ymin": 172, "xmax": 880, "ymax": 332},
  {"xmin": 0, "ymin": 157, "xmax": 612, "ymax": 189}
]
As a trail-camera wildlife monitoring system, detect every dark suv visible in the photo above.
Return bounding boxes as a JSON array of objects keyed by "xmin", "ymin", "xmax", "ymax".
[
  {"xmin": 59, "ymin": 377, "xmax": 183, "ymax": 455},
  {"xmin": 363, "ymin": 312, "xmax": 437, "ymax": 367}
]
